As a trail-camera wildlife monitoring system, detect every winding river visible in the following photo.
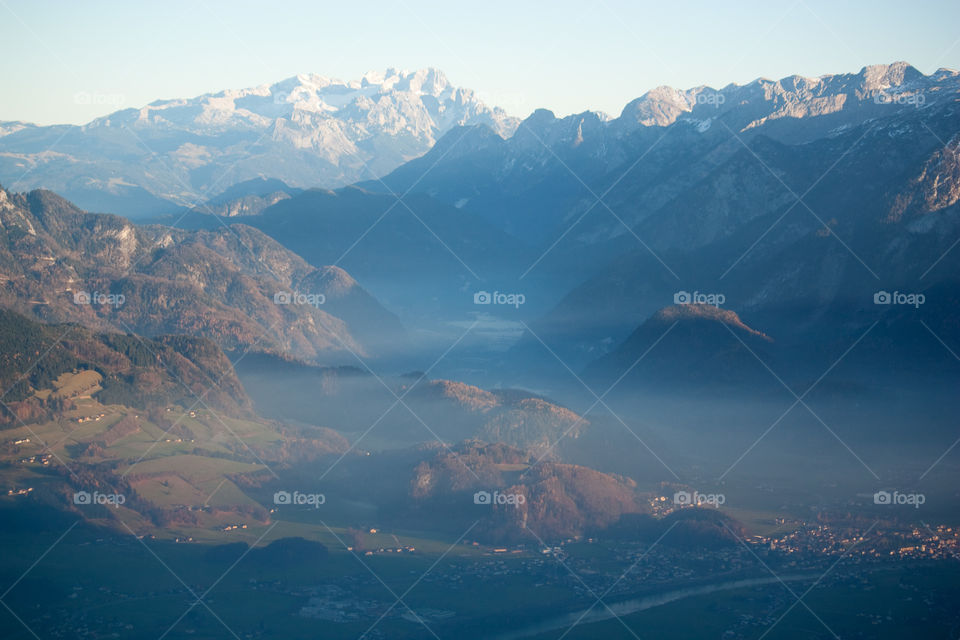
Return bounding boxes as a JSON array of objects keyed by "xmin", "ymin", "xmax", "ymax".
[{"xmin": 492, "ymin": 574, "xmax": 819, "ymax": 640}]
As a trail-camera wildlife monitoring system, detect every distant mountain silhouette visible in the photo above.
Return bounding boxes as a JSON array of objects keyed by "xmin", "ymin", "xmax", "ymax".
[{"xmin": 584, "ymin": 304, "xmax": 776, "ymax": 395}]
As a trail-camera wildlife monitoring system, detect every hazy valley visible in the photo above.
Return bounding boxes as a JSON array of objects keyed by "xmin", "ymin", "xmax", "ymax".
[{"xmin": 1, "ymin": 50, "xmax": 959, "ymax": 639}]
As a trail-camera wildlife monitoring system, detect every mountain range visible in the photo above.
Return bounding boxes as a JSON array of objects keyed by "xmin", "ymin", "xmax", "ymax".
[
  {"xmin": 3, "ymin": 60, "xmax": 959, "ymax": 409},
  {"xmin": 364, "ymin": 62, "xmax": 958, "ymax": 244},
  {"xmin": 0, "ymin": 68, "xmax": 518, "ymax": 217},
  {"xmin": 2, "ymin": 60, "xmax": 959, "ymax": 568},
  {"xmin": 361, "ymin": 61, "xmax": 959, "ymax": 389},
  {"xmin": 158, "ymin": 62, "xmax": 960, "ymax": 397},
  {"xmin": 0, "ymin": 185, "xmax": 405, "ymax": 364}
]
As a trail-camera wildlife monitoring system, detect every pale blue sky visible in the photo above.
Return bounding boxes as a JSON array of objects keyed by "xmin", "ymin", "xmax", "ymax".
[{"xmin": 2, "ymin": 0, "xmax": 959, "ymax": 125}]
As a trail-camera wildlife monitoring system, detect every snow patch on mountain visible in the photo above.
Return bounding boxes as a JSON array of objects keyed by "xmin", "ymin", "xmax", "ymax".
[{"xmin": 0, "ymin": 68, "xmax": 519, "ymax": 215}]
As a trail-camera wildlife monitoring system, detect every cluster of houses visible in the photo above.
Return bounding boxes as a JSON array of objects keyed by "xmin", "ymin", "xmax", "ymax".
[
  {"xmin": 76, "ymin": 413, "xmax": 107, "ymax": 423},
  {"xmin": 359, "ymin": 545, "xmax": 416, "ymax": 556},
  {"xmin": 166, "ymin": 408, "xmax": 199, "ymax": 419},
  {"xmin": 19, "ymin": 453, "xmax": 52, "ymax": 465}
]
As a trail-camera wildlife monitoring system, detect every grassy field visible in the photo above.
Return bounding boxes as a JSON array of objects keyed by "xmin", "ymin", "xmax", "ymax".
[{"xmin": 32, "ymin": 370, "xmax": 103, "ymax": 402}]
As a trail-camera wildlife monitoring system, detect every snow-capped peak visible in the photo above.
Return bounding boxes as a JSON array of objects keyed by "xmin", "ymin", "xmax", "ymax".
[{"xmin": 61, "ymin": 67, "xmax": 519, "ymax": 200}]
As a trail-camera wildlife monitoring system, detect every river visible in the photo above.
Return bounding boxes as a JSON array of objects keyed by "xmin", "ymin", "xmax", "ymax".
[{"xmin": 491, "ymin": 573, "xmax": 820, "ymax": 640}]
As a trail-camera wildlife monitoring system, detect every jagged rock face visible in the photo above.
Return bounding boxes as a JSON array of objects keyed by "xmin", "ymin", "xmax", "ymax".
[
  {"xmin": 0, "ymin": 68, "xmax": 519, "ymax": 217},
  {"xmin": 197, "ymin": 191, "xmax": 293, "ymax": 217},
  {"xmin": 617, "ymin": 61, "xmax": 935, "ymax": 135},
  {"xmin": 0, "ymin": 187, "xmax": 404, "ymax": 364},
  {"xmin": 889, "ymin": 134, "xmax": 960, "ymax": 221}
]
